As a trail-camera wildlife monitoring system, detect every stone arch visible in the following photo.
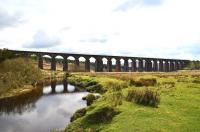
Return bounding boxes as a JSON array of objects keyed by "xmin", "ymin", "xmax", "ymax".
[
  {"xmin": 67, "ymin": 56, "xmax": 76, "ymax": 72},
  {"xmin": 89, "ymin": 57, "xmax": 96, "ymax": 72},
  {"xmin": 130, "ymin": 59, "xmax": 137, "ymax": 72},
  {"xmin": 170, "ymin": 61, "xmax": 175, "ymax": 71},
  {"xmin": 111, "ymin": 58, "xmax": 116, "ymax": 72},
  {"xmin": 79, "ymin": 56, "xmax": 86, "ymax": 72},
  {"xmin": 55, "ymin": 55, "xmax": 64, "ymax": 71},
  {"xmin": 29, "ymin": 53, "xmax": 38, "ymax": 60},
  {"xmin": 42, "ymin": 54, "xmax": 52, "ymax": 70},
  {"xmin": 102, "ymin": 57, "xmax": 108, "ymax": 72},
  {"xmin": 120, "ymin": 58, "xmax": 125, "ymax": 72},
  {"xmin": 145, "ymin": 59, "xmax": 153, "ymax": 72},
  {"xmin": 135, "ymin": 59, "xmax": 140, "ymax": 71},
  {"xmin": 165, "ymin": 60, "xmax": 170, "ymax": 72},
  {"xmin": 163, "ymin": 61, "xmax": 166, "ymax": 72},
  {"xmin": 158, "ymin": 60, "xmax": 164, "ymax": 72},
  {"xmin": 153, "ymin": 60, "xmax": 158, "ymax": 72},
  {"xmin": 128, "ymin": 59, "xmax": 132, "ymax": 72}
]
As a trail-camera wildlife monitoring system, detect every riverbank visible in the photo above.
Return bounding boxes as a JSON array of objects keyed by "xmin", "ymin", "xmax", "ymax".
[
  {"xmin": 62, "ymin": 71, "xmax": 200, "ymax": 132},
  {"xmin": 0, "ymin": 70, "xmax": 67, "ymax": 99},
  {"xmin": 0, "ymin": 58, "xmax": 67, "ymax": 99}
]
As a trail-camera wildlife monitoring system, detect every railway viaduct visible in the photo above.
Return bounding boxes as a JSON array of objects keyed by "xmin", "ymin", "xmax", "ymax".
[{"xmin": 7, "ymin": 49, "xmax": 190, "ymax": 72}]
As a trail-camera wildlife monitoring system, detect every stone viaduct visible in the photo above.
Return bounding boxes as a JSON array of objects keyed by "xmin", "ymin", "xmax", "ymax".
[{"xmin": 8, "ymin": 49, "xmax": 190, "ymax": 72}]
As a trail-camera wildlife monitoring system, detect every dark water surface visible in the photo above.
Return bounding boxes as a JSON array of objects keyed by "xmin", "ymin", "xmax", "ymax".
[{"xmin": 0, "ymin": 81, "xmax": 88, "ymax": 132}]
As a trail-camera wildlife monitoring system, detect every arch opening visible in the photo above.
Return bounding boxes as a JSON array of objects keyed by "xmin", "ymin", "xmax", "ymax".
[
  {"xmin": 55, "ymin": 55, "xmax": 64, "ymax": 71},
  {"xmin": 42, "ymin": 55, "xmax": 52, "ymax": 70},
  {"xmin": 111, "ymin": 58, "xmax": 116, "ymax": 72},
  {"xmin": 67, "ymin": 56, "xmax": 76, "ymax": 72},
  {"xmin": 89, "ymin": 57, "xmax": 96, "ymax": 72},
  {"xmin": 79, "ymin": 56, "xmax": 86, "ymax": 72},
  {"xmin": 102, "ymin": 57, "xmax": 108, "ymax": 72},
  {"xmin": 128, "ymin": 59, "xmax": 132, "ymax": 72}
]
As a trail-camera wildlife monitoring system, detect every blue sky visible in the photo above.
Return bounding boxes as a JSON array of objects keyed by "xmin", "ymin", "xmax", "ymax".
[{"xmin": 0, "ymin": 0, "xmax": 200, "ymax": 60}]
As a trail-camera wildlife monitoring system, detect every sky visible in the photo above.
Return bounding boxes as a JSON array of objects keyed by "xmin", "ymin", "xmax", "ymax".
[{"xmin": 0, "ymin": 0, "xmax": 200, "ymax": 60}]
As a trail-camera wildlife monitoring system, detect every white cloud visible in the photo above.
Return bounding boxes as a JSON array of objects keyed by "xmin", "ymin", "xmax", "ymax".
[
  {"xmin": 23, "ymin": 30, "xmax": 61, "ymax": 48},
  {"xmin": 0, "ymin": 0, "xmax": 200, "ymax": 60}
]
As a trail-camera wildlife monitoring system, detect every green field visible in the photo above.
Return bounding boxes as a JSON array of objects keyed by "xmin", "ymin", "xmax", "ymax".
[{"xmin": 64, "ymin": 72, "xmax": 200, "ymax": 132}]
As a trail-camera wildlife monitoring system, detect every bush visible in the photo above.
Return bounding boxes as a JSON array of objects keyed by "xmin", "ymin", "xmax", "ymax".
[
  {"xmin": 70, "ymin": 108, "xmax": 87, "ymax": 122},
  {"xmin": 0, "ymin": 58, "xmax": 42, "ymax": 94},
  {"xmin": 192, "ymin": 79, "xmax": 200, "ymax": 84},
  {"xmin": 86, "ymin": 84, "xmax": 106, "ymax": 93},
  {"xmin": 85, "ymin": 80, "xmax": 98, "ymax": 87},
  {"xmin": 83, "ymin": 94, "xmax": 96, "ymax": 106},
  {"xmin": 126, "ymin": 88, "xmax": 160, "ymax": 107},
  {"xmin": 129, "ymin": 79, "xmax": 135, "ymax": 86},
  {"xmin": 161, "ymin": 82, "xmax": 175, "ymax": 88},
  {"xmin": 106, "ymin": 81, "xmax": 124, "ymax": 107},
  {"xmin": 129, "ymin": 78, "xmax": 157, "ymax": 87},
  {"xmin": 0, "ymin": 49, "xmax": 18, "ymax": 63},
  {"xmin": 84, "ymin": 106, "xmax": 119, "ymax": 124}
]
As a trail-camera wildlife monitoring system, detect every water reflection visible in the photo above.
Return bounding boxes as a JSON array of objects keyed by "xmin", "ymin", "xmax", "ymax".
[
  {"xmin": 43, "ymin": 80, "xmax": 79, "ymax": 96},
  {"xmin": 0, "ymin": 80, "xmax": 88, "ymax": 132},
  {"xmin": 0, "ymin": 87, "xmax": 43, "ymax": 115}
]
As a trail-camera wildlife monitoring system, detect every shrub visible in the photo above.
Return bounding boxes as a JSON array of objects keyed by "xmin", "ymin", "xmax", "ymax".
[
  {"xmin": 86, "ymin": 84, "xmax": 106, "ymax": 93},
  {"xmin": 0, "ymin": 49, "xmax": 18, "ymax": 63},
  {"xmin": 70, "ymin": 108, "xmax": 87, "ymax": 122},
  {"xmin": 84, "ymin": 106, "xmax": 119, "ymax": 124},
  {"xmin": 192, "ymin": 79, "xmax": 200, "ymax": 84},
  {"xmin": 83, "ymin": 94, "xmax": 96, "ymax": 106},
  {"xmin": 106, "ymin": 81, "xmax": 124, "ymax": 107},
  {"xmin": 129, "ymin": 78, "xmax": 157, "ymax": 87},
  {"xmin": 126, "ymin": 88, "xmax": 160, "ymax": 107},
  {"xmin": 0, "ymin": 58, "xmax": 42, "ymax": 94},
  {"xmin": 161, "ymin": 82, "xmax": 175, "ymax": 88},
  {"xmin": 129, "ymin": 79, "xmax": 136, "ymax": 86},
  {"xmin": 85, "ymin": 80, "xmax": 98, "ymax": 87}
]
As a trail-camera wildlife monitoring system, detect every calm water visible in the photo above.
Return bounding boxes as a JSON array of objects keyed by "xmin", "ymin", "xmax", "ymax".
[{"xmin": 0, "ymin": 81, "xmax": 88, "ymax": 132}]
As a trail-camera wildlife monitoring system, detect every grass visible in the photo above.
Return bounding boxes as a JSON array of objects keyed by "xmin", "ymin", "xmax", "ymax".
[
  {"xmin": 0, "ymin": 58, "xmax": 42, "ymax": 97},
  {"xmin": 63, "ymin": 71, "xmax": 200, "ymax": 132}
]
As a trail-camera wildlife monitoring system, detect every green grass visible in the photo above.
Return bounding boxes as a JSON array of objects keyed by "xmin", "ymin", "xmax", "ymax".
[{"xmin": 64, "ymin": 72, "xmax": 200, "ymax": 132}]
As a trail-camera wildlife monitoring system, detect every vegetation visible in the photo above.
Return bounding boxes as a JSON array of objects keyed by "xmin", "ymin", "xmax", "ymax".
[
  {"xmin": 83, "ymin": 94, "xmax": 97, "ymax": 106},
  {"xmin": 70, "ymin": 108, "xmax": 87, "ymax": 122},
  {"xmin": 0, "ymin": 58, "xmax": 42, "ymax": 97},
  {"xmin": 129, "ymin": 78, "xmax": 157, "ymax": 87},
  {"xmin": 186, "ymin": 61, "xmax": 200, "ymax": 70},
  {"xmin": 126, "ymin": 88, "xmax": 160, "ymax": 107},
  {"xmin": 67, "ymin": 76, "xmax": 106, "ymax": 93},
  {"xmin": 106, "ymin": 81, "xmax": 124, "ymax": 107},
  {"xmin": 0, "ymin": 49, "xmax": 18, "ymax": 63},
  {"xmin": 0, "ymin": 53, "xmax": 199, "ymax": 131},
  {"xmin": 83, "ymin": 106, "xmax": 120, "ymax": 124},
  {"xmin": 63, "ymin": 72, "xmax": 200, "ymax": 132}
]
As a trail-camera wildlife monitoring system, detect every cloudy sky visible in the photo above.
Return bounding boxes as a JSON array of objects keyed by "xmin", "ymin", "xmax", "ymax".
[{"xmin": 0, "ymin": 0, "xmax": 200, "ymax": 60}]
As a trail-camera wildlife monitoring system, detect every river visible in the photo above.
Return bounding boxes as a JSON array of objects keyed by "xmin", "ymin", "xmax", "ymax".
[{"xmin": 0, "ymin": 81, "xmax": 88, "ymax": 132}]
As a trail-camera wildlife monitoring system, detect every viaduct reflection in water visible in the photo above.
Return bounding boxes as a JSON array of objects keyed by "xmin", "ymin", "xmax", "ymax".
[
  {"xmin": 43, "ymin": 80, "xmax": 80, "ymax": 95},
  {"xmin": 0, "ymin": 80, "xmax": 88, "ymax": 132},
  {"xmin": 0, "ymin": 80, "xmax": 79, "ymax": 115}
]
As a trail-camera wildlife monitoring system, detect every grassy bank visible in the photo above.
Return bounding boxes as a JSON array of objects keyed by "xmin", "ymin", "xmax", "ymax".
[
  {"xmin": 0, "ymin": 57, "xmax": 70, "ymax": 99},
  {"xmin": 0, "ymin": 58, "xmax": 43, "ymax": 98},
  {"xmin": 62, "ymin": 71, "xmax": 200, "ymax": 132}
]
